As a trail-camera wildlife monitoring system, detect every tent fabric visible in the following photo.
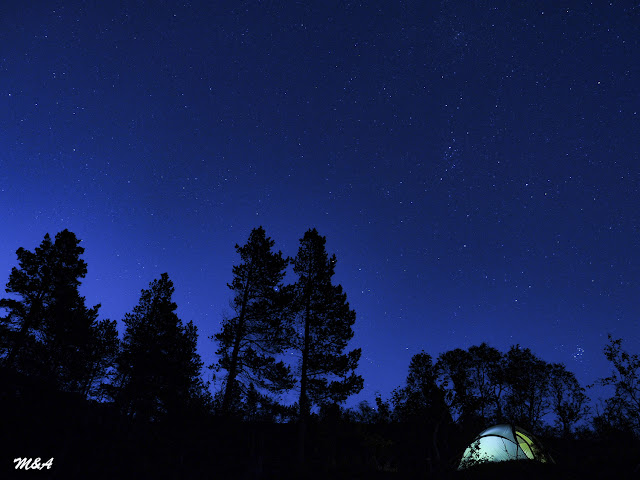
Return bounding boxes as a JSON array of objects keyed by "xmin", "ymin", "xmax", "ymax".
[{"xmin": 458, "ymin": 424, "xmax": 551, "ymax": 470}]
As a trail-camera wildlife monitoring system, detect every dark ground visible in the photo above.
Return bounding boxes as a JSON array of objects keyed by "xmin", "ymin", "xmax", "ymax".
[{"xmin": 2, "ymin": 368, "xmax": 639, "ymax": 479}]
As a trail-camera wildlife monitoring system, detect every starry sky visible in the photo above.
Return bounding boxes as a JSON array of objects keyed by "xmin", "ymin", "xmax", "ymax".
[{"xmin": 1, "ymin": 1, "xmax": 639, "ymax": 411}]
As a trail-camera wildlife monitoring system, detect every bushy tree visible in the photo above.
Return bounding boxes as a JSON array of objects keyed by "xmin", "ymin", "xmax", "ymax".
[
  {"xmin": 467, "ymin": 343, "xmax": 505, "ymax": 422},
  {"xmin": 435, "ymin": 343, "xmax": 588, "ymax": 435},
  {"xmin": 115, "ymin": 273, "xmax": 210, "ymax": 421},
  {"xmin": 389, "ymin": 351, "xmax": 451, "ymax": 473},
  {"xmin": 594, "ymin": 335, "xmax": 640, "ymax": 436},
  {"xmin": 342, "ymin": 395, "xmax": 392, "ymax": 424},
  {"xmin": 548, "ymin": 363, "xmax": 590, "ymax": 437},
  {"xmin": 392, "ymin": 352, "xmax": 449, "ymax": 424},
  {"xmin": 502, "ymin": 345, "xmax": 551, "ymax": 432},
  {"xmin": 436, "ymin": 348, "xmax": 473, "ymax": 424},
  {"xmin": 344, "ymin": 400, "xmax": 377, "ymax": 423},
  {"xmin": 211, "ymin": 227, "xmax": 294, "ymax": 416},
  {"xmin": 436, "ymin": 343, "xmax": 504, "ymax": 428},
  {"xmin": 375, "ymin": 395, "xmax": 393, "ymax": 424}
]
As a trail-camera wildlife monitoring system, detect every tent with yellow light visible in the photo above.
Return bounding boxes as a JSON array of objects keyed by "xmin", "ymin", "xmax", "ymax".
[{"xmin": 458, "ymin": 424, "xmax": 554, "ymax": 470}]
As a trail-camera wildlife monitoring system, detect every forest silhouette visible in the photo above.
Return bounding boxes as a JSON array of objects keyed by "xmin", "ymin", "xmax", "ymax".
[{"xmin": 1, "ymin": 229, "xmax": 638, "ymax": 478}]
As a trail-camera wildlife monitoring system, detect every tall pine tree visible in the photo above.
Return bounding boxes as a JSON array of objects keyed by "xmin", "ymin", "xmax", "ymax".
[
  {"xmin": 1, "ymin": 232, "xmax": 57, "ymax": 374},
  {"xmin": 211, "ymin": 226, "xmax": 294, "ymax": 416},
  {"xmin": 292, "ymin": 228, "xmax": 363, "ymax": 418},
  {"xmin": 0, "ymin": 230, "xmax": 117, "ymax": 395},
  {"xmin": 115, "ymin": 273, "xmax": 210, "ymax": 421}
]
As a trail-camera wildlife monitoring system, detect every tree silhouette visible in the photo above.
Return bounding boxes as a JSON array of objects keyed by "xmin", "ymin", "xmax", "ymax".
[
  {"xmin": 114, "ymin": 273, "xmax": 210, "ymax": 421},
  {"xmin": 548, "ymin": 363, "xmax": 590, "ymax": 437},
  {"xmin": 81, "ymin": 318, "xmax": 119, "ymax": 398},
  {"xmin": 1, "ymin": 232, "xmax": 58, "ymax": 374},
  {"xmin": 390, "ymin": 351, "xmax": 450, "ymax": 473},
  {"xmin": 243, "ymin": 382, "xmax": 297, "ymax": 422},
  {"xmin": 594, "ymin": 335, "xmax": 640, "ymax": 436},
  {"xmin": 436, "ymin": 347, "xmax": 474, "ymax": 425},
  {"xmin": 392, "ymin": 352, "xmax": 449, "ymax": 423},
  {"xmin": 345, "ymin": 399, "xmax": 377, "ymax": 423},
  {"xmin": 436, "ymin": 343, "xmax": 505, "ymax": 428},
  {"xmin": 375, "ymin": 394, "xmax": 393, "ymax": 424},
  {"xmin": 291, "ymin": 228, "xmax": 363, "ymax": 465},
  {"xmin": 0, "ymin": 230, "xmax": 116, "ymax": 395},
  {"xmin": 467, "ymin": 343, "xmax": 505, "ymax": 423},
  {"xmin": 292, "ymin": 228, "xmax": 363, "ymax": 418},
  {"xmin": 211, "ymin": 226, "xmax": 294, "ymax": 417},
  {"xmin": 434, "ymin": 343, "xmax": 592, "ymax": 436},
  {"xmin": 502, "ymin": 345, "xmax": 550, "ymax": 432}
]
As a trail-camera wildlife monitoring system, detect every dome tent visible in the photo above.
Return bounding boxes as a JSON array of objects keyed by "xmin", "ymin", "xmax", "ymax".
[{"xmin": 458, "ymin": 424, "xmax": 553, "ymax": 470}]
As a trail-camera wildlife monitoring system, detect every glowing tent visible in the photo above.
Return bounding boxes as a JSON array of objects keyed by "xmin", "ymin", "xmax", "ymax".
[{"xmin": 458, "ymin": 424, "xmax": 553, "ymax": 469}]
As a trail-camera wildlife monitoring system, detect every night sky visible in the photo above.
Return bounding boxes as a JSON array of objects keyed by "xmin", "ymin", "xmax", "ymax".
[{"xmin": 1, "ymin": 1, "xmax": 639, "ymax": 410}]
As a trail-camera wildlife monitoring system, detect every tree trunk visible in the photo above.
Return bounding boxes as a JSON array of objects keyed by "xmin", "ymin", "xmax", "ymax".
[
  {"xmin": 298, "ymin": 294, "xmax": 311, "ymax": 466},
  {"xmin": 221, "ymin": 277, "xmax": 251, "ymax": 414}
]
